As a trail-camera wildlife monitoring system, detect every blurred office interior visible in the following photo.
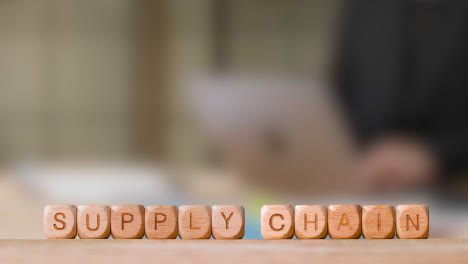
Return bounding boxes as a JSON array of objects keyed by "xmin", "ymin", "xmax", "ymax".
[{"xmin": 1, "ymin": 0, "xmax": 467, "ymax": 239}]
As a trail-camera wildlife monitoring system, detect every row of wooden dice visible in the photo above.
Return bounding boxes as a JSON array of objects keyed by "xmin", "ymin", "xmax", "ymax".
[{"xmin": 43, "ymin": 204, "xmax": 428, "ymax": 239}]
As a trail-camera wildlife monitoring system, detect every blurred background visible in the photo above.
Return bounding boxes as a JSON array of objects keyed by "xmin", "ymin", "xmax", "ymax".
[{"xmin": 1, "ymin": 0, "xmax": 468, "ymax": 239}]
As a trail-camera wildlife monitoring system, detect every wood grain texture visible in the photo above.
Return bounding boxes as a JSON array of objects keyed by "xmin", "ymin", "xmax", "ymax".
[
  {"xmin": 294, "ymin": 205, "xmax": 328, "ymax": 239},
  {"xmin": 362, "ymin": 205, "xmax": 395, "ymax": 239},
  {"xmin": 145, "ymin": 205, "xmax": 178, "ymax": 239},
  {"xmin": 212, "ymin": 205, "xmax": 245, "ymax": 239},
  {"xmin": 111, "ymin": 205, "xmax": 145, "ymax": 239},
  {"xmin": 43, "ymin": 205, "xmax": 77, "ymax": 239},
  {"xmin": 328, "ymin": 205, "xmax": 361, "ymax": 239},
  {"xmin": 77, "ymin": 205, "xmax": 111, "ymax": 239},
  {"xmin": 261, "ymin": 205, "xmax": 294, "ymax": 239},
  {"xmin": 396, "ymin": 204, "xmax": 429, "ymax": 239},
  {"xmin": 178, "ymin": 205, "xmax": 212, "ymax": 239},
  {"xmin": 2, "ymin": 240, "xmax": 468, "ymax": 264}
]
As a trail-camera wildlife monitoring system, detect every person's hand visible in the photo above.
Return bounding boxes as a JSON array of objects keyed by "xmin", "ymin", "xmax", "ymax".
[{"xmin": 359, "ymin": 136, "xmax": 439, "ymax": 190}]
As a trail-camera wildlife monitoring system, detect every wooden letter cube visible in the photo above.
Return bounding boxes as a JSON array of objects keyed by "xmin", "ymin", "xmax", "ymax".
[
  {"xmin": 328, "ymin": 205, "xmax": 361, "ymax": 239},
  {"xmin": 43, "ymin": 205, "xmax": 77, "ymax": 239},
  {"xmin": 111, "ymin": 205, "xmax": 145, "ymax": 239},
  {"xmin": 145, "ymin": 205, "xmax": 178, "ymax": 239},
  {"xmin": 178, "ymin": 205, "xmax": 212, "ymax": 239},
  {"xmin": 212, "ymin": 205, "xmax": 245, "ymax": 239},
  {"xmin": 77, "ymin": 205, "xmax": 111, "ymax": 239},
  {"xmin": 294, "ymin": 205, "xmax": 328, "ymax": 239},
  {"xmin": 396, "ymin": 204, "xmax": 429, "ymax": 239},
  {"xmin": 261, "ymin": 205, "xmax": 294, "ymax": 239},
  {"xmin": 362, "ymin": 205, "xmax": 395, "ymax": 239}
]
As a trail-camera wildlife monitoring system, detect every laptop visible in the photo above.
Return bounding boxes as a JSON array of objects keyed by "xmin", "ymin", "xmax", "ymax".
[{"xmin": 186, "ymin": 75, "xmax": 362, "ymax": 195}]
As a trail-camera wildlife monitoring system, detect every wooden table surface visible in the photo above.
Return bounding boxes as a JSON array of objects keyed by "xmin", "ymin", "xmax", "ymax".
[{"xmin": 1, "ymin": 239, "xmax": 468, "ymax": 264}]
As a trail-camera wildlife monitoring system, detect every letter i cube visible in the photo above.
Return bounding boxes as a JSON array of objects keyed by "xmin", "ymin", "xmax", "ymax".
[{"xmin": 362, "ymin": 205, "xmax": 395, "ymax": 239}]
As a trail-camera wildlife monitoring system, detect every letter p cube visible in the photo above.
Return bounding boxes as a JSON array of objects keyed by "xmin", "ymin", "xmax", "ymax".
[
  {"xmin": 145, "ymin": 205, "xmax": 178, "ymax": 239},
  {"xmin": 111, "ymin": 205, "xmax": 145, "ymax": 239}
]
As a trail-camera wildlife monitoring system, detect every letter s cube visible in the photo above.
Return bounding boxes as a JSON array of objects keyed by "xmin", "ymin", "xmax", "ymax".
[{"xmin": 43, "ymin": 205, "xmax": 77, "ymax": 239}]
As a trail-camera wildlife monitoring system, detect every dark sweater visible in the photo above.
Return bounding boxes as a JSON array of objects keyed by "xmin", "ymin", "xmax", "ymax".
[{"xmin": 335, "ymin": 0, "xmax": 468, "ymax": 176}]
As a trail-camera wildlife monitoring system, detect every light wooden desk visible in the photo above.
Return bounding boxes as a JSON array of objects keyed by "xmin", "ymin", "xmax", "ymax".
[{"xmin": 1, "ymin": 239, "xmax": 467, "ymax": 263}]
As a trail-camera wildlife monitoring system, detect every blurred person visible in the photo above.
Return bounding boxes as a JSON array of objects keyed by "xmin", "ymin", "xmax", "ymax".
[{"xmin": 334, "ymin": 0, "xmax": 468, "ymax": 190}]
